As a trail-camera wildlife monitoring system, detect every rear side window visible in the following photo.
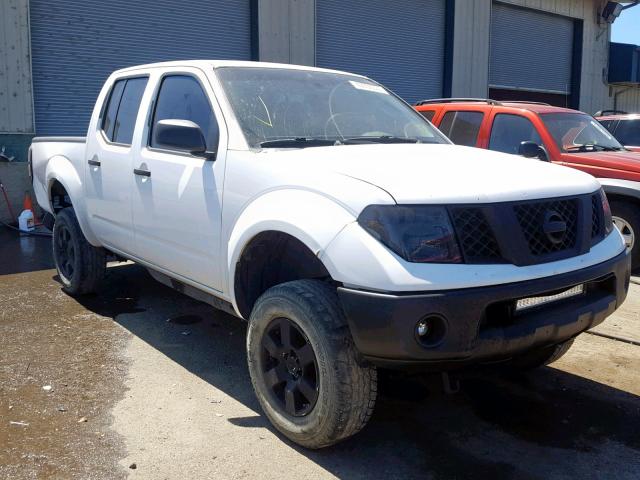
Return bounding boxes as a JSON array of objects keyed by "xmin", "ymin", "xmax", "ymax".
[
  {"xmin": 101, "ymin": 80, "xmax": 126, "ymax": 141},
  {"xmin": 614, "ymin": 119, "xmax": 640, "ymax": 146},
  {"xmin": 439, "ymin": 111, "xmax": 484, "ymax": 147},
  {"xmin": 100, "ymin": 77, "xmax": 148, "ymax": 145},
  {"xmin": 150, "ymin": 75, "xmax": 219, "ymax": 151},
  {"xmin": 419, "ymin": 110, "xmax": 436, "ymax": 122},
  {"xmin": 489, "ymin": 114, "xmax": 542, "ymax": 155}
]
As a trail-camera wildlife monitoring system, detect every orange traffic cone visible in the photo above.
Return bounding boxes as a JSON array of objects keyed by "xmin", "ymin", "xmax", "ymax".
[{"xmin": 23, "ymin": 190, "xmax": 41, "ymax": 224}]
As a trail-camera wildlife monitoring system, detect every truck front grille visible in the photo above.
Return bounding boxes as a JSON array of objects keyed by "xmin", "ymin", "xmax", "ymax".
[
  {"xmin": 448, "ymin": 192, "xmax": 605, "ymax": 266},
  {"xmin": 450, "ymin": 208, "xmax": 503, "ymax": 263},
  {"xmin": 591, "ymin": 193, "xmax": 602, "ymax": 239},
  {"xmin": 514, "ymin": 198, "xmax": 578, "ymax": 256}
]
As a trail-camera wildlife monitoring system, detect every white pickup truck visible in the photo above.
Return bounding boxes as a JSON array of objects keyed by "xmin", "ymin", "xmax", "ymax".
[{"xmin": 31, "ymin": 61, "xmax": 630, "ymax": 448}]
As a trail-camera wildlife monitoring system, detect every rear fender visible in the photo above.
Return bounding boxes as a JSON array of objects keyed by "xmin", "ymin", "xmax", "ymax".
[{"xmin": 46, "ymin": 155, "xmax": 100, "ymax": 245}]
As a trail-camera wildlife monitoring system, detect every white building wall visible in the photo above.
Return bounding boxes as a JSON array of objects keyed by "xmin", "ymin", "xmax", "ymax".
[
  {"xmin": 258, "ymin": 0, "xmax": 315, "ymax": 66},
  {"xmin": 0, "ymin": 0, "xmax": 33, "ymax": 133},
  {"xmin": 613, "ymin": 86, "xmax": 640, "ymax": 113},
  {"xmin": 451, "ymin": 0, "xmax": 491, "ymax": 98}
]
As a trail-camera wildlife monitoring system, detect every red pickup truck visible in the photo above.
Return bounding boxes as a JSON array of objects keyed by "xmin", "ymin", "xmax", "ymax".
[
  {"xmin": 416, "ymin": 99, "xmax": 640, "ymax": 268},
  {"xmin": 596, "ymin": 111, "xmax": 640, "ymax": 153}
]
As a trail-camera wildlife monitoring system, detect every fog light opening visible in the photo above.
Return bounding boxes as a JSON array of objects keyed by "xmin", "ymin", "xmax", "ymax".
[{"xmin": 415, "ymin": 315, "xmax": 447, "ymax": 347}]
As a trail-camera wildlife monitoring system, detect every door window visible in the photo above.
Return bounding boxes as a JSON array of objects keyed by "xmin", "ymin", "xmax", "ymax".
[
  {"xmin": 439, "ymin": 111, "xmax": 484, "ymax": 147},
  {"xmin": 150, "ymin": 75, "xmax": 219, "ymax": 152},
  {"xmin": 100, "ymin": 77, "xmax": 148, "ymax": 145},
  {"xmin": 614, "ymin": 119, "xmax": 640, "ymax": 146},
  {"xmin": 113, "ymin": 78, "xmax": 148, "ymax": 145},
  {"xmin": 489, "ymin": 114, "xmax": 542, "ymax": 155}
]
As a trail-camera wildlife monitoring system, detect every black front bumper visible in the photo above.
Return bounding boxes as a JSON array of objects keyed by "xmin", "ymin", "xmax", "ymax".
[{"xmin": 338, "ymin": 250, "xmax": 631, "ymax": 368}]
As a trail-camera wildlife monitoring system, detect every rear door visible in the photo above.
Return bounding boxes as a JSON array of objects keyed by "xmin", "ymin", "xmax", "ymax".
[
  {"xmin": 131, "ymin": 68, "xmax": 228, "ymax": 292},
  {"xmin": 85, "ymin": 76, "xmax": 148, "ymax": 254}
]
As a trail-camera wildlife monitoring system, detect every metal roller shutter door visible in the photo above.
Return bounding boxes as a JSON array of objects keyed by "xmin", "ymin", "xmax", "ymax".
[
  {"xmin": 316, "ymin": 0, "xmax": 445, "ymax": 103},
  {"xmin": 489, "ymin": 3, "xmax": 574, "ymax": 94},
  {"xmin": 29, "ymin": 0, "xmax": 251, "ymax": 136}
]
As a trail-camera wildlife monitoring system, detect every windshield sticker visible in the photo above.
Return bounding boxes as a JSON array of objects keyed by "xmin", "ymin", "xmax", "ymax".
[
  {"xmin": 349, "ymin": 81, "xmax": 388, "ymax": 94},
  {"xmin": 591, "ymin": 120, "xmax": 613, "ymax": 139}
]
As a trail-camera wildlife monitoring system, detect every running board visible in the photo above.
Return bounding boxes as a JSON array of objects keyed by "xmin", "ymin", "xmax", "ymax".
[{"xmin": 146, "ymin": 268, "xmax": 239, "ymax": 318}]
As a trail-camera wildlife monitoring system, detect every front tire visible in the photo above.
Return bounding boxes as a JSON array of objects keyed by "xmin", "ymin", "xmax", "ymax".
[
  {"xmin": 247, "ymin": 280, "xmax": 377, "ymax": 449},
  {"xmin": 52, "ymin": 207, "xmax": 106, "ymax": 295},
  {"xmin": 610, "ymin": 200, "xmax": 640, "ymax": 270}
]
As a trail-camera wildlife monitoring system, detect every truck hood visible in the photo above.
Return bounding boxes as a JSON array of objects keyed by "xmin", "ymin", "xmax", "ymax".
[
  {"xmin": 264, "ymin": 143, "xmax": 601, "ymax": 204},
  {"xmin": 560, "ymin": 150, "xmax": 640, "ymax": 174}
]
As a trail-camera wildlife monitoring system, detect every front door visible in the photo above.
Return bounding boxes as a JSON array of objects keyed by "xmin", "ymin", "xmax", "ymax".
[
  {"xmin": 131, "ymin": 69, "xmax": 226, "ymax": 292},
  {"xmin": 84, "ymin": 76, "xmax": 148, "ymax": 254}
]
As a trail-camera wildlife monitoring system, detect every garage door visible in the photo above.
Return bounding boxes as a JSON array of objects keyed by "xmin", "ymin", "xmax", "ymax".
[
  {"xmin": 490, "ymin": 3, "xmax": 574, "ymax": 95},
  {"xmin": 316, "ymin": 0, "xmax": 446, "ymax": 104},
  {"xmin": 30, "ymin": 0, "xmax": 251, "ymax": 136}
]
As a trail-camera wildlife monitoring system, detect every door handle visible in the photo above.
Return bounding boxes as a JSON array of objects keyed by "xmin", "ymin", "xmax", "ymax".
[
  {"xmin": 88, "ymin": 159, "xmax": 101, "ymax": 167},
  {"xmin": 133, "ymin": 168, "xmax": 151, "ymax": 177}
]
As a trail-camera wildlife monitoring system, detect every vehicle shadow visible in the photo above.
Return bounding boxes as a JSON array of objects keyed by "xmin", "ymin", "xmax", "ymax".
[{"xmin": 75, "ymin": 263, "xmax": 640, "ymax": 480}]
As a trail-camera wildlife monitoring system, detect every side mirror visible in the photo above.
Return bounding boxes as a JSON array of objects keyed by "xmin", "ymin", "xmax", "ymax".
[
  {"xmin": 154, "ymin": 119, "xmax": 216, "ymax": 159},
  {"xmin": 519, "ymin": 141, "xmax": 548, "ymax": 162}
]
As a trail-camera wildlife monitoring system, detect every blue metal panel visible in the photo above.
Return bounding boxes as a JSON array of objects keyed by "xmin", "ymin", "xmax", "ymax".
[
  {"xmin": 489, "ymin": 3, "xmax": 574, "ymax": 94},
  {"xmin": 30, "ymin": 0, "xmax": 251, "ymax": 136},
  {"xmin": 316, "ymin": 0, "xmax": 445, "ymax": 104},
  {"xmin": 609, "ymin": 42, "xmax": 640, "ymax": 85}
]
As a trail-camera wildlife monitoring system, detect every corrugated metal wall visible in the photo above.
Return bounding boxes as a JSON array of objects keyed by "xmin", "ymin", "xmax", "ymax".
[
  {"xmin": 490, "ymin": 3, "xmax": 574, "ymax": 94},
  {"xmin": 615, "ymin": 86, "xmax": 640, "ymax": 113},
  {"xmin": 315, "ymin": 0, "xmax": 446, "ymax": 103},
  {"xmin": 0, "ymin": 0, "xmax": 33, "ymax": 133},
  {"xmin": 451, "ymin": 0, "xmax": 638, "ymax": 114},
  {"xmin": 29, "ymin": 0, "xmax": 251, "ymax": 136}
]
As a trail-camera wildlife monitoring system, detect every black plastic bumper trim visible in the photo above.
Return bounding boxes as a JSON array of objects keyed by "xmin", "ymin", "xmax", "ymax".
[{"xmin": 338, "ymin": 249, "xmax": 630, "ymax": 367}]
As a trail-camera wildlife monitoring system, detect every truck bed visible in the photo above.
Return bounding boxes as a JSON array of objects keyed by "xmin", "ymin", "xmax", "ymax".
[{"xmin": 30, "ymin": 137, "xmax": 86, "ymax": 214}]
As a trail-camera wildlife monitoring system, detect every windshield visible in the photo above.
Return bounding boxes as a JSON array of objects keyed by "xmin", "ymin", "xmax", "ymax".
[
  {"xmin": 541, "ymin": 112, "xmax": 625, "ymax": 153},
  {"xmin": 216, "ymin": 67, "xmax": 449, "ymax": 148}
]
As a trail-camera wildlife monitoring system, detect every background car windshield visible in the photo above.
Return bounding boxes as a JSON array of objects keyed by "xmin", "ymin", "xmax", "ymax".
[
  {"xmin": 541, "ymin": 113, "xmax": 624, "ymax": 152},
  {"xmin": 216, "ymin": 67, "xmax": 448, "ymax": 148}
]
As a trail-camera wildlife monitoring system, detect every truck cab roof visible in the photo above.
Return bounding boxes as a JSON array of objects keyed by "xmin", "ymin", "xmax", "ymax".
[{"xmin": 114, "ymin": 59, "xmax": 361, "ymax": 78}]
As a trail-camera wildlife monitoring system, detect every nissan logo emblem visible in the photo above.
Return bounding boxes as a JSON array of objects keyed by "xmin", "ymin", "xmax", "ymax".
[{"xmin": 542, "ymin": 210, "xmax": 567, "ymax": 245}]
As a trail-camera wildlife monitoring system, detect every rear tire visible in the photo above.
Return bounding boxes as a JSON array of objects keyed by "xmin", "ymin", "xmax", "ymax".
[
  {"xmin": 52, "ymin": 207, "xmax": 106, "ymax": 295},
  {"xmin": 506, "ymin": 339, "xmax": 574, "ymax": 371},
  {"xmin": 610, "ymin": 200, "xmax": 640, "ymax": 270},
  {"xmin": 247, "ymin": 279, "xmax": 377, "ymax": 449}
]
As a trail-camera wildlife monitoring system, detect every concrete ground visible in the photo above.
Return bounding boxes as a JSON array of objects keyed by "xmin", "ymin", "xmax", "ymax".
[{"xmin": 1, "ymin": 228, "xmax": 639, "ymax": 479}]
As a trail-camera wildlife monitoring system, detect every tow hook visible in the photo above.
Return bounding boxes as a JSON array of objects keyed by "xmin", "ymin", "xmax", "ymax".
[{"xmin": 441, "ymin": 372, "xmax": 460, "ymax": 394}]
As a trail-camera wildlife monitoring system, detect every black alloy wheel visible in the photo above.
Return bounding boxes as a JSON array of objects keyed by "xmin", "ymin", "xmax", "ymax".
[
  {"xmin": 54, "ymin": 223, "xmax": 76, "ymax": 280},
  {"xmin": 261, "ymin": 317, "xmax": 319, "ymax": 417}
]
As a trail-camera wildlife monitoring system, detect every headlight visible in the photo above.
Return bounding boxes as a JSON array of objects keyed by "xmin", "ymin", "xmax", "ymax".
[
  {"xmin": 358, "ymin": 205, "xmax": 462, "ymax": 263},
  {"xmin": 600, "ymin": 189, "xmax": 613, "ymax": 235}
]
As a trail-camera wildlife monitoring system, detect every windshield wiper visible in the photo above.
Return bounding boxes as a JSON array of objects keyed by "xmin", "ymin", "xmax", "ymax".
[
  {"xmin": 259, "ymin": 137, "xmax": 336, "ymax": 148},
  {"xmin": 339, "ymin": 135, "xmax": 423, "ymax": 145},
  {"xmin": 565, "ymin": 144, "xmax": 624, "ymax": 152}
]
